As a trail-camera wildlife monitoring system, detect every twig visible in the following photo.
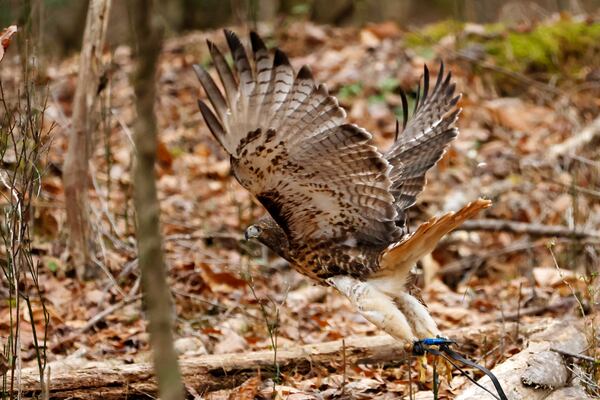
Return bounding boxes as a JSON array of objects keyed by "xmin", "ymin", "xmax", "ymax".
[
  {"xmin": 459, "ymin": 219, "xmax": 600, "ymax": 240},
  {"xmin": 550, "ymin": 347, "xmax": 597, "ymax": 363},
  {"xmin": 553, "ymin": 179, "xmax": 600, "ymax": 199},
  {"xmin": 164, "ymin": 232, "xmax": 242, "ymax": 242},
  {"xmin": 50, "ymin": 294, "xmax": 143, "ymax": 352},
  {"xmin": 79, "ymin": 294, "xmax": 142, "ymax": 334},
  {"xmin": 515, "ymin": 282, "xmax": 522, "ymax": 342},
  {"xmin": 442, "ymin": 239, "xmax": 540, "ymax": 276},
  {"xmin": 548, "ymin": 243, "xmax": 586, "ymax": 318},
  {"xmin": 484, "ymin": 297, "xmax": 575, "ymax": 323},
  {"xmin": 341, "ymin": 339, "xmax": 347, "ymax": 391},
  {"xmin": 170, "ymin": 288, "xmax": 228, "ymax": 310},
  {"xmin": 545, "ymin": 116, "xmax": 600, "ymax": 161},
  {"xmin": 244, "ymin": 266, "xmax": 283, "ymax": 385}
]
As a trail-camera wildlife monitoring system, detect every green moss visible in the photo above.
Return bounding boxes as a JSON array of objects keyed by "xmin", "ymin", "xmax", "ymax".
[
  {"xmin": 483, "ymin": 23, "xmax": 505, "ymax": 35},
  {"xmin": 405, "ymin": 20, "xmax": 464, "ymax": 48},
  {"xmin": 486, "ymin": 17, "xmax": 600, "ymax": 75},
  {"xmin": 406, "ymin": 16, "xmax": 599, "ymax": 88}
]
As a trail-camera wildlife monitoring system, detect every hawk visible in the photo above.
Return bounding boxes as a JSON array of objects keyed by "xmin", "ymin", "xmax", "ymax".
[{"xmin": 194, "ymin": 30, "xmax": 490, "ymax": 344}]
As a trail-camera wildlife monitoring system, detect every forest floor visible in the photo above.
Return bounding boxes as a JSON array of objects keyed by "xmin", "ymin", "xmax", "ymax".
[{"xmin": 1, "ymin": 13, "xmax": 599, "ymax": 399}]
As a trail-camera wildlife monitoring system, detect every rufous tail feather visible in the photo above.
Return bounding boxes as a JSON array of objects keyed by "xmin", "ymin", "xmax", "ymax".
[{"xmin": 377, "ymin": 198, "xmax": 492, "ymax": 280}]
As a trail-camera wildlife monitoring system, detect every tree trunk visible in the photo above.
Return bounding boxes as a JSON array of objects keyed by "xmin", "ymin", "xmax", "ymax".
[
  {"xmin": 128, "ymin": 0, "xmax": 184, "ymax": 399},
  {"xmin": 17, "ymin": 319, "xmax": 553, "ymax": 399},
  {"xmin": 62, "ymin": 0, "xmax": 111, "ymax": 279}
]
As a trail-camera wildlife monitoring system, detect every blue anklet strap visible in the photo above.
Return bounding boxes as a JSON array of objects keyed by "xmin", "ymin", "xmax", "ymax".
[{"xmin": 421, "ymin": 337, "xmax": 454, "ymax": 346}]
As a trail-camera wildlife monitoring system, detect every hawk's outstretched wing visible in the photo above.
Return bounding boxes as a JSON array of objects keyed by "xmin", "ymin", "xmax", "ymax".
[
  {"xmin": 195, "ymin": 31, "xmax": 401, "ymax": 245},
  {"xmin": 386, "ymin": 64, "xmax": 461, "ymax": 222}
]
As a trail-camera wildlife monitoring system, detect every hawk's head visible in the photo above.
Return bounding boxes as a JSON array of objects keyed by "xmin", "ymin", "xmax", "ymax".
[
  {"xmin": 244, "ymin": 216, "xmax": 291, "ymax": 261},
  {"xmin": 244, "ymin": 224, "xmax": 263, "ymax": 241}
]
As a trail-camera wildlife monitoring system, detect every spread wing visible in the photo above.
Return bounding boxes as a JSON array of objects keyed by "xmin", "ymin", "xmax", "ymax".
[
  {"xmin": 386, "ymin": 64, "xmax": 461, "ymax": 223},
  {"xmin": 195, "ymin": 30, "xmax": 400, "ymax": 245}
]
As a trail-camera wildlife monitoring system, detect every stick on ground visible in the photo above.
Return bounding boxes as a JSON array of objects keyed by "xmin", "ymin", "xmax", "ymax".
[{"xmin": 459, "ymin": 218, "xmax": 600, "ymax": 240}]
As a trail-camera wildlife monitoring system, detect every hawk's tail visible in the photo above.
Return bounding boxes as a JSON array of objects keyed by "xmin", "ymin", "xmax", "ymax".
[{"xmin": 377, "ymin": 198, "xmax": 492, "ymax": 281}]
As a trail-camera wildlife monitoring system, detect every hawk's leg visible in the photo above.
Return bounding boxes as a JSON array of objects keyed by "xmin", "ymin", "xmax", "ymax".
[
  {"xmin": 392, "ymin": 291, "xmax": 441, "ymax": 339},
  {"xmin": 326, "ymin": 276, "xmax": 417, "ymax": 343},
  {"xmin": 327, "ymin": 276, "xmax": 455, "ymax": 384}
]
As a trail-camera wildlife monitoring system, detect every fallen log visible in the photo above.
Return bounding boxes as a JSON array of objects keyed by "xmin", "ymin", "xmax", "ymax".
[
  {"xmin": 457, "ymin": 319, "xmax": 589, "ymax": 400},
  {"xmin": 18, "ymin": 319, "xmax": 553, "ymax": 399}
]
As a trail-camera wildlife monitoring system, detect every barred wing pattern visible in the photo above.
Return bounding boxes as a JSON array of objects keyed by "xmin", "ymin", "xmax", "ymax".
[
  {"xmin": 386, "ymin": 64, "xmax": 461, "ymax": 220},
  {"xmin": 195, "ymin": 31, "xmax": 401, "ymax": 245}
]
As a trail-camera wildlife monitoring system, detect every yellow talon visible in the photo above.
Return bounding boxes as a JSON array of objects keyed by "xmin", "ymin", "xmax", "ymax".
[{"xmin": 418, "ymin": 355, "xmax": 428, "ymax": 383}]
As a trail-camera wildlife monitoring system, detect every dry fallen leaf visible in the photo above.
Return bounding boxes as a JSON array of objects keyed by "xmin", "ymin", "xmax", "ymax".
[
  {"xmin": 533, "ymin": 267, "xmax": 577, "ymax": 288},
  {"xmin": 198, "ymin": 263, "xmax": 247, "ymax": 293},
  {"xmin": 0, "ymin": 25, "xmax": 17, "ymax": 64},
  {"xmin": 228, "ymin": 376, "xmax": 261, "ymax": 400}
]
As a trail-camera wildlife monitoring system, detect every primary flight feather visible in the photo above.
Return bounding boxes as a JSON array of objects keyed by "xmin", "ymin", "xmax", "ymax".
[{"xmin": 194, "ymin": 30, "xmax": 490, "ymax": 344}]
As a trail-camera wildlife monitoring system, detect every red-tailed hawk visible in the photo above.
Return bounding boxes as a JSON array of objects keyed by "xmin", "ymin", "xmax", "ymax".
[{"xmin": 194, "ymin": 30, "xmax": 490, "ymax": 344}]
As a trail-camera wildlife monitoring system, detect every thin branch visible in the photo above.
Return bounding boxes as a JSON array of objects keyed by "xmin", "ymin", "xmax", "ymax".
[
  {"xmin": 550, "ymin": 347, "xmax": 598, "ymax": 363},
  {"xmin": 459, "ymin": 219, "xmax": 600, "ymax": 240}
]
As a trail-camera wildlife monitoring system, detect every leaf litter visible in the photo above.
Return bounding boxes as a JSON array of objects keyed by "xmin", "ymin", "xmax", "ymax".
[{"xmin": 0, "ymin": 14, "xmax": 599, "ymax": 398}]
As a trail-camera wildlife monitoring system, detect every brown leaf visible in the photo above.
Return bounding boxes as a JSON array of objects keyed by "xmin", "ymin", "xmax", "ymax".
[
  {"xmin": 364, "ymin": 21, "xmax": 400, "ymax": 39},
  {"xmin": 228, "ymin": 376, "xmax": 261, "ymax": 400},
  {"xmin": 156, "ymin": 139, "xmax": 173, "ymax": 169},
  {"xmin": 35, "ymin": 207, "xmax": 60, "ymax": 237},
  {"xmin": 533, "ymin": 267, "xmax": 577, "ymax": 288},
  {"xmin": 0, "ymin": 25, "xmax": 17, "ymax": 64},
  {"xmin": 198, "ymin": 263, "xmax": 247, "ymax": 293}
]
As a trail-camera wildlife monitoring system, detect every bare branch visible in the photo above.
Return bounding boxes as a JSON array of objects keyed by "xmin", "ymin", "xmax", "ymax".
[{"xmin": 459, "ymin": 219, "xmax": 600, "ymax": 240}]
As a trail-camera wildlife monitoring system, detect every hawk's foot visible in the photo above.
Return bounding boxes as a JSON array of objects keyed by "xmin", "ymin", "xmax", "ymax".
[{"xmin": 412, "ymin": 338, "xmax": 455, "ymax": 385}]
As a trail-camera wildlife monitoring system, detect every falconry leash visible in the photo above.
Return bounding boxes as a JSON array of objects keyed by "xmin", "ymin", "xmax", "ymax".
[{"xmin": 413, "ymin": 338, "xmax": 508, "ymax": 400}]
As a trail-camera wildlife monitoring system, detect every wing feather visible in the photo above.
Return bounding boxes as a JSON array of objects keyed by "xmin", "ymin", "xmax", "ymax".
[
  {"xmin": 386, "ymin": 63, "xmax": 461, "ymax": 218},
  {"xmin": 197, "ymin": 100, "xmax": 226, "ymax": 148},
  {"xmin": 207, "ymin": 40, "xmax": 237, "ymax": 108},
  {"xmin": 192, "ymin": 64, "xmax": 228, "ymax": 126},
  {"xmin": 195, "ymin": 31, "xmax": 400, "ymax": 245}
]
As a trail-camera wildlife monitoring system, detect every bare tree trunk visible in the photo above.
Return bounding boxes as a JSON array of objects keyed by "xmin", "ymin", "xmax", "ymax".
[
  {"xmin": 62, "ymin": 0, "xmax": 111, "ymax": 279},
  {"xmin": 129, "ymin": 1, "xmax": 184, "ymax": 399}
]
